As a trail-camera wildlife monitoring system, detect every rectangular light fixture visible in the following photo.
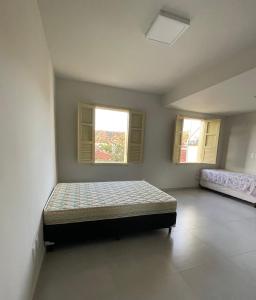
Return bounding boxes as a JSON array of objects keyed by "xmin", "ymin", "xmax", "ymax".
[{"xmin": 146, "ymin": 10, "xmax": 190, "ymax": 46}]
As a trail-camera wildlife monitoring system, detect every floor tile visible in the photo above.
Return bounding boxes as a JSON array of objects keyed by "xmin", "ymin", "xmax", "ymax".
[
  {"xmin": 34, "ymin": 188, "xmax": 256, "ymax": 300},
  {"xmin": 180, "ymin": 258, "xmax": 256, "ymax": 300}
]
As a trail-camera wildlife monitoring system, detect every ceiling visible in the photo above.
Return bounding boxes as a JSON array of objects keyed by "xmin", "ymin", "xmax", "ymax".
[
  {"xmin": 38, "ymin": 0, "xmax": 256, "ymax": 95},
  {"xmin": 168, "ymin": 67, "xmax": 256, "ymax": 115}
]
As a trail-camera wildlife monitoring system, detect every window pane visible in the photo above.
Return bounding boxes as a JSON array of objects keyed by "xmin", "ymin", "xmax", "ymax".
[
  {"xmin": 95, "ymin": 108, "xmax": 129, "ymax": 163},
  {"xmin": 180, "ymin": 118, "xmax": 203, "ymax": 163}
]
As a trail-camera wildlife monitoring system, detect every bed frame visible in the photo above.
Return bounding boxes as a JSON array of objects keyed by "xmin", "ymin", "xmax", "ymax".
[
  {"xmin": 44, "ymin": 212, "xmax": 177, "ymax": 250},
  {"xmin": 200, "ymin": 185, "xmax": 256, "ymax": 207}
]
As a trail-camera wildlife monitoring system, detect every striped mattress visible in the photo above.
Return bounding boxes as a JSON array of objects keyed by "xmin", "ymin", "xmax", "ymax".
[{"xmin": 44, "ymin": 181, "xmax": 177, "ymax": 225}]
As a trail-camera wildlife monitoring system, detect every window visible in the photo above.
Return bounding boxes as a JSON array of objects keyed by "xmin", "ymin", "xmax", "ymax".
[
  {"xmin": 173, "ymin": 115, "xmax": 221, "ymax": 164},
  {"xmin": 78, "ymin": 103, "xmax": 145, "ymax": 164},
  {"xmin": 95, "ymin": 108, "xmax": 129, "ymax": 163}
]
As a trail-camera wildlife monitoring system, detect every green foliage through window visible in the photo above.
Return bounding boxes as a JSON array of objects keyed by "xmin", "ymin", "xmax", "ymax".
[{"xmin": 94, "ymin": 108, "xmax": 129, "ymax": 163}]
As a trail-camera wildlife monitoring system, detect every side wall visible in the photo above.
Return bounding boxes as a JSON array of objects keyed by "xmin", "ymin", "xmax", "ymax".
[
  {"xmin": 56, "ymin": 77, "xmax": 223, "ymax": 189},
  {"xmin": 0, "ymin": 1, "xmax": 56, "ymax": 299},
  {"xmin": 221, "ymin": 111, "xmax": 256, "ymax": 174}
]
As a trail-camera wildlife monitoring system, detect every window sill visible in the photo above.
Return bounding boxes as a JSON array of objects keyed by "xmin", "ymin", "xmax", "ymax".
[
  {"xmin": 94, "ymin": 162, "xmax": 129, "ymax": 166},
  {"xmin": 174, "ymin": 162, "xmax": 216, "ymax": 165}
]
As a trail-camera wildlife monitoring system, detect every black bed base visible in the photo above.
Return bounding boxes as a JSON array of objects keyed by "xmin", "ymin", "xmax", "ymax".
[{"xmin": 44, "ymin": 212, "xmax": 177, "ymax": 250}]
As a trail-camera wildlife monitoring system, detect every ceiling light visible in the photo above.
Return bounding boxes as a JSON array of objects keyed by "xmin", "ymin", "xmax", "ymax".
[{"xmin": 146, "ymin": 10, "xmax": 190, "ymax": 46}]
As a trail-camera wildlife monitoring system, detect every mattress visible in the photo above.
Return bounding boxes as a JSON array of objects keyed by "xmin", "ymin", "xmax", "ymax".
[
  {"xmin": 44, "ymin": 181, "xmax": 177, "ymax": 225},
  {"xmin": 200, "ymin": 169, "xmax": 256, "ymax": 203}
]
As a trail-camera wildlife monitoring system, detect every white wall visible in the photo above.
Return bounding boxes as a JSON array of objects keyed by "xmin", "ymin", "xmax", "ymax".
[
  {"xmin": 222, "ymin": 111, "xmax": 256, "ymax": 174},
  {"xmin": 163, "ymin": 43, "xmax": 256, "ymax": 106},
  {"xmin": 0, "ymin": 1, "xmax": 56, "ymax": 299},
  {"xmin": 56, "ymin": 77, "xmax": 223, "ymax": 189}
]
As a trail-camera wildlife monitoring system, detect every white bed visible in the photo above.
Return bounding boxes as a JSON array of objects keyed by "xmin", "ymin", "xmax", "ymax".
[
  {"xmin": 44, "ymin": 181, "xmax": 177, "ymax": 225},
  {"xmin": 200, "ymin": 169, "xmax": 256, "ymax": 204}
]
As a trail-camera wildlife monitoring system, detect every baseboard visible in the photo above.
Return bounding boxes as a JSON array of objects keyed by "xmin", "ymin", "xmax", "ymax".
[
  {"xmin": 162, "ymin": 186, "xmax": 199, "ymax": 193},
  {"xmin": 31, "ymin": 244, "xmax": 45, "ymax": 300}
]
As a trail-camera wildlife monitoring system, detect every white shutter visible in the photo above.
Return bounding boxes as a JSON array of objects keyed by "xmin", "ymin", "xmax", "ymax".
[
  {"xmin": 172, "ymin": 115, "xmax": 184, "ymax": 163},
  {"xmin": 77, "ymin": 103, "xmax": 95, "ymax": 163},
  {"xmin": 201, "ymin": 119, "xmax": 221, "ymax": 164},
  {"xmin": 128, "ymin": 111, "xmax": 145, "ymax": 163}
]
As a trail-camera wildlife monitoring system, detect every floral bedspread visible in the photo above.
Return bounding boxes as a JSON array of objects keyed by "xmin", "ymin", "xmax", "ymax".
[{"xmin": 201, "ymin": 169, "xmax": 256, "ymax": 196}]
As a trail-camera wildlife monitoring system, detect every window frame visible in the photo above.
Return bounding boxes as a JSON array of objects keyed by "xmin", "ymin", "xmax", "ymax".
[
  {"xmin": 77, "ymin": 102, "xmax": 145, "ymax": 165},
  {"xmin": 172, "ymin": 115, "xmax": 221, "ymax": 165}
]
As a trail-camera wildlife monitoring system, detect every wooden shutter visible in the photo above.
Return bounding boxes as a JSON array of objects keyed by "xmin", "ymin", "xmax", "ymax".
[
  {"xmin": 77, "ymin": 103, "xmax": 95, "ymax": 163},
  {"xmin": 201, "ymin": 119, "xmax": 221, "ymax": 164},
  {"xmin": 128, "ymin": 111, "xmax": 145, "ymax": 163},
  {"xmin": 172, "ymin": 115, "xmax": 184, "ymax": 163}
]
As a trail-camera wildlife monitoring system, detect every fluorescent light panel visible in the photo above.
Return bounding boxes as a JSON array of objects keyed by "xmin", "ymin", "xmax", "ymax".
[{"xmin": 146, "ymin": 10, "xmax": 190, "ymax": 46}]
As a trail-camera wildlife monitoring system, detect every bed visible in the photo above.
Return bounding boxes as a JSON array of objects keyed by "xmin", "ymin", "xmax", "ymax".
[
  {"xmin": 200, "ymin": 169, "xmax": 256, "ymax": 204},
  {"xmin": 43, "ymin": 181, "xmax": 177, "ymax": 248}
]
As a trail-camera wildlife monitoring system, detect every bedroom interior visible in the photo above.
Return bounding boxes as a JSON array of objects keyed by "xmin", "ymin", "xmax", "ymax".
[{"xmin": 1, "ymin": 0, "xmax": 256, "ymax": 299}]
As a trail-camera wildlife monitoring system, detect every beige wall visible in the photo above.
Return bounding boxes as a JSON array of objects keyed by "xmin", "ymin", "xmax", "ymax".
[
  {"xmin": 0, "ymin": 1, "xmax": 56, "ymax": 299},
  {"xmin": 56, "ymin": 77, "xmax": 223, "ymax": 189},
  {"xmin": 221, "ymin": 111, "xmax": 256, "ymax": 174}
]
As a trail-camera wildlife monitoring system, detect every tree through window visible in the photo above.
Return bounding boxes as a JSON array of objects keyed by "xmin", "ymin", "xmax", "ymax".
[{"xmin": 95, "ymin": 107, "xmax": 129, "ymax": 163}]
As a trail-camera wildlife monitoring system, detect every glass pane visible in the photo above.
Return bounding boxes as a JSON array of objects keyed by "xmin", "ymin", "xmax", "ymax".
[
  {"xmin": 95, "ymin": 108, "xmax": 129, "ymax": 163},
  {"xmin": 180, "ymin": 118, "xmax": 203, "ymax": 163}
]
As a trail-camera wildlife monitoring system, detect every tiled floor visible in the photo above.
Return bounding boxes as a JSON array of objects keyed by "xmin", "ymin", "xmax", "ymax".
[{"xmin": 34, "ymin": 189, "xmax": 256, "ymax": 300}]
